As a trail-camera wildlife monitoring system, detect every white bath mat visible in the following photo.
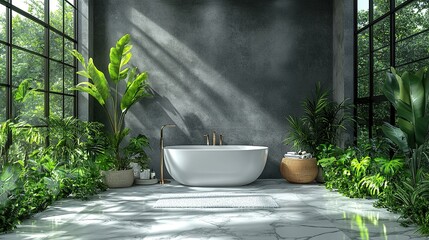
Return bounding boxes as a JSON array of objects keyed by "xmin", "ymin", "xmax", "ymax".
[{"xmin": 153, "ymin": 193, "xmax": 279, "ymax": 208}]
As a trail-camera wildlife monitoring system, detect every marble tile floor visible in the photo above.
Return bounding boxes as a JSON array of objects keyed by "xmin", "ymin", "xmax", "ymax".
[{"xmin": 1, "ymin": 180, "xmax": 428, "ymax": 240}]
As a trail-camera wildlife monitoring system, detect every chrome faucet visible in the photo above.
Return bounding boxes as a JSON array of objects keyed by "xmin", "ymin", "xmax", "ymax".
[
  {"xmin": 160, "ymin": 124, "xmax": 176, "ymax": 184},
  {"xmin": 219, "ymin": 134, "xmax": 223, "ymax": 145}
]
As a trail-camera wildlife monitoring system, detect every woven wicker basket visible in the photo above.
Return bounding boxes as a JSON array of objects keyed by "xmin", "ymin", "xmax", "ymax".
[
  {"xmin": 102, "ymin": 169, "xmax": 135, "ymax": 188},
  {"xmin": 280, "ymin": 157, "xmax": 318, "ymax": 183}
]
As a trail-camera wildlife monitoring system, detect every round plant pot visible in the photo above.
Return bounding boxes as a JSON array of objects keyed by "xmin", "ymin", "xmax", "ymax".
[
  {"xmin": 280, "ymin": 157, "xmax": 318, "ymax": 183},
  {"xmin": 316, "ymin": 166, "xmax": 325, "ymax": 183},
  {"xmin": 101, "ymin": 169, "xmax": 134, "ymax": 188}
]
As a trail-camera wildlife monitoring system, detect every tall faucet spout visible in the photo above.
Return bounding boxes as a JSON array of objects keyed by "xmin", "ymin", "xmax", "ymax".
[{"xmin": 160, "ymin": 124, "xmax": 176, "ymax": 184}]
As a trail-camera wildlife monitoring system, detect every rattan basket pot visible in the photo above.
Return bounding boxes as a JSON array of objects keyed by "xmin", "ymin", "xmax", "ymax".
[
  {"xmin": 280, "ymin": 157, "xmax": 318, "ymax": 183},
  {"xmin": 102, "ymin": 169, "xmax": 134, "ymax": 188}
]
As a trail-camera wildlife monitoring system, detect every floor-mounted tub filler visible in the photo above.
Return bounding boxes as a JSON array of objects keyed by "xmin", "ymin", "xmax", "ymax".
[{"xmin": 164, "ymin": 145, "xmax": 268, "ymax": 186}]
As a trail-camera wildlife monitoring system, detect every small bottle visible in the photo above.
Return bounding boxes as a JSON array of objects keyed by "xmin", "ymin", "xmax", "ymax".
[{"xmin": 150, "ymin": 169, "xmax": 156, "ymax": 179}]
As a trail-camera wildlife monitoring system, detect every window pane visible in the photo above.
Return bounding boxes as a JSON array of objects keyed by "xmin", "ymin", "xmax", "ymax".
[
  {"xmin": 49, "ymin": 93, "xmax": 63, "ymax": 118},
  {"xmin": 64, "ymin": 2, "xmax": 74, "ymax": 39},
  {"xmin": 396, "ymin": 0, "xmax": 407, "ymax": 6},
  {"xmin": 395, "ymin": 0, "xmax": 429, "ymax": 41},
  {"xmin": 50, "ymin": 0, "xmax": 63, "ymax": 32},
  {"xmin": 396, "ymin": 58, "xmax": 429, "ymax": 73},
  {"xmin": 13, "ymin": 89, "xmax": 44, "ymax": 125},
  {"xmin": 373, "ymin": 0, "xmax": 389, "ymax": 20},
  {"xmin": 373, "ymin": 101, "xmax": 390, "ymax": 136},
  {"xmin": 12, "ymin": 49, "xmax": 44, "ymax": 89},
  {"xmin": 0, "ymin": 5, "xmax": 6, "ymax": 41},
  {"xmin": 0, "ymin": 43, "xmax": 6, "ymax": 84},
  {"xmin": 12, "ymin": 11, "xmax": 44, "ymax": 54},
  {"xmin": 13, "ymin": 0, "xmax": 44, "ymax": 21},
  {"xmin": 66, "ymin": 0, "xmax": 75, "ymax": 6},
  {"xmin": 373, "ymin": 16, "xmax": 390, "ymax": 50},
  {"xmin": 358, "ymin": 29, "xmax": 370, "ymax": 77},
  {"xmin": 357, "ymin": 104, "xmax": 370, "ymax": 148},
  {"xmin": 64, "ymin": 39, "xmax": 74, "ymax": 65},
  {"xmin": 0, "ymin": 87, "xmax": 6, "ymax": 122},
  {"xmin": 64, "ymin": 65, "xmax": 74, "ymax": 94},
  {"xmin": 50, "ymin": 61, "xmax": 63, "ymax": 93},
  {"xmin": 357, "ymin": 76, "xmax": 370, "ymax": 98},
  {"xmin": 373, "ymin": 46, "xmax": 390, "ymax": 72},
  {"xmin": 357, "ymin": 0, "xmax": 369, "ymax": 29},
  {"xmin": 396, "ymin": 31, "xmax": 429, "ymax": 66},
  {"xmin": 374, "ymin": 71, "xmax": 388, "ymax": 97},
  {"xmin": 50, "ymin": 31, "xmax": 63, "ymax": 61},
  {"xmin": 64, "ymin": 96, "xmax": 74, "ymax": 118}
]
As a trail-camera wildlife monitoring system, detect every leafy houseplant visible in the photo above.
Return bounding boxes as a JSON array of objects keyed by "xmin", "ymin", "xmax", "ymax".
[
  {"xmin": 284, "ymin": 83, "xmax": 354, "ymax": 156},
  {"xmin": 380, "ymin": 67, "xmax": 429, "ymax": 233},
  {"xmin": 124, "ymin": 134, "xmax": 151, "ymax": 170},
  {"xmin": 283, "ymin": 83, "xmax": 354, "ymax": 182},
  {"xmin": 71, "ymin": 34, "xmax": 151, "ymax": 171},
  {"xmin": 382, "ymin": 67, "xmax": 429, "ymax": 162}
]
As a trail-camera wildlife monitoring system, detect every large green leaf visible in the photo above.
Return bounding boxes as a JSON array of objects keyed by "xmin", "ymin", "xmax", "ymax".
[
  {"xmin": 399, "ymin": 71, "xmax": 411, "ymax": 105},
  {"xmin": 415, "ymin": 116, "xmax": 429, "ymax": 146},
  {"xmin": 408, "ymin": 72, "xmax": 425, "ymax": 119},
  {"xmin": 13, "ymin": 79, "xmax": 31, "ymax": 103},
  {"xmin": 395, "ymin": 99, "xmax": 413, "ymax": 123},
  {"xmin": 108, "ymin": 34, "xmax": 131, "ymax": 83},
  {"xmin": 422, "ymin": 67, "xmax": 429, "ymax": 114},
  {"xmin": 381, "ymin": 122, "xmax": 409, "ymax": 153},
  {"xmin": 87, "ymin": 58, "xmax": 110, "ymax": 103},
  {"xmin": 383, "ymin": 71, "xmax": 400, "ymax": 107},
  {"xmin": 120, "ymin": 72, "xmax": 150, "ymax": 111},
  {"xmin": 70, "ymin": 49, "xmax": 86, "ymax": 68},
  {"xmin": 70, "ymin": 82, "xmax": 105, "ymax": 105}
]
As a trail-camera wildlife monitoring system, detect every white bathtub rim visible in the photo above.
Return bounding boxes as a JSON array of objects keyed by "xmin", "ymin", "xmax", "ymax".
[{"xmin": 164, "ymin": 145, "xmax": 268, "ymax": 151}]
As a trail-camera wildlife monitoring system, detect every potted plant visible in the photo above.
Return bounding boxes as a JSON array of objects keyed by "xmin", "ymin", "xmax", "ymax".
[
  {"xmin": 71, "ymin": 34, "xmax": 151, "ymax": 188},
  {"xmin": 283, "ymin": 82, "xmax": 354, "ymax": 183},
  {"xmin": 124, "ymin": 134, "xmax": 151, "ymax": 179}
]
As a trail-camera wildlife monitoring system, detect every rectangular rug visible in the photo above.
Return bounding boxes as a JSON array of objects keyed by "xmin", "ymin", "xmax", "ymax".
[{"xmin": 153, "ymin": 193, "xmax": 279, "ymax": 208}]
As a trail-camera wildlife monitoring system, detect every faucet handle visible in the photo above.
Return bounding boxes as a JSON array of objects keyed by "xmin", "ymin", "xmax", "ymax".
[
  {"xmin": 203, "ymin": 134, "xmax": 209, "ymax": 145},
  {"xmin": 212, "ymin": 131, "xmax": 216, "ymax": 145},
  {"xmin": 219, "ymin": 134, "xmax": 223, "ymax": 145}
]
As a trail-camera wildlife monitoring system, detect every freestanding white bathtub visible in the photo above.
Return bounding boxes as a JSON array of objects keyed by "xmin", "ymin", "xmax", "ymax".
[{"xmin": 164, "ymin": 145, "xmax": 268, "ymax": 187}]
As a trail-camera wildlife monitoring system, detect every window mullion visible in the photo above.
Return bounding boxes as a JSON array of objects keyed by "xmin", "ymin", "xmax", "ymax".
[{"xmin": 368, "ymin": 0, "xmax": 374, "ymax": 138}]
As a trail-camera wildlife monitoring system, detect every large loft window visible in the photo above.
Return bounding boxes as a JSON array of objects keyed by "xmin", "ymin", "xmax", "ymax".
[
  {"xmin": 355, "ymin": 0, "xmax": 429, "ymax": 145},
  {"xmin": 0, "ymin": 0, "xmax": 77, "ymax": 126}
]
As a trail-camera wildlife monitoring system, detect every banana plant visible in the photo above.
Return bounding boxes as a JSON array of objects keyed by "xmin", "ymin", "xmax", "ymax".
[
  {"xmin": 381, "ymin": 67, "xmax": 429, "ymax": 155},
  {"xmin": 71, "ymin": 34, "xmax": 151, "ymax": 170},
  {"xmin": 382, "ymin": 67, "xmax": 429, "ymax": 186}
]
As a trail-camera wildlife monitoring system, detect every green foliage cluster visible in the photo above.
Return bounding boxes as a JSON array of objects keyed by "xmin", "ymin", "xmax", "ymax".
[
  {"xmin": 317, "ymin": 143, "xmax": 404, "ymax": 198},
  {"xmin": 0, "ymin": 117, "xmax": 110, "ymax": 232},
  {"xmin": 284, "ymin": 83, "xmax": 354, "ymax": 155},
  {"xmin": 375, "ymin": 67, "xmax": 429, "ymax": 234},
  {"xmin": 71, "ymin": 34, "xmax": 152, "ymax": 170},
  {"xmin": 320, "ymin": 67, "xmax": 429, "ymax": 235}
]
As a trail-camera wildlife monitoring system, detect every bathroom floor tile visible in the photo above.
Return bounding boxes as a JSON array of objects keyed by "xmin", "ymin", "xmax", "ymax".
[{"xmin": 1, "ymin": 180, "xmax": 427, "ymax": 239}]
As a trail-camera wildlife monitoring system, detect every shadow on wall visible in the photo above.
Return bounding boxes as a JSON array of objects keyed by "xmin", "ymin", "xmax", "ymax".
[{"xmin": 92, "ymin": 0, "xmax": 333, "ymax": 178}]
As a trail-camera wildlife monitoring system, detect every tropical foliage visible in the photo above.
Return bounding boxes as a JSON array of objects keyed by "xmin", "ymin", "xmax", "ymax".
[
  {"xmin": 284, "ymin": 83, "xmax": 354, "ymax": 155},
  {"xmin": 317, "ymin": 143, "xmax": 404, "ymax": 198},
  {"xmin": 71, "ymin": 34, "xmax": 152, "ymax": 170},
  {"xmin": 0, "ymin": 116, "xmax": 109, "ymax": 232}
]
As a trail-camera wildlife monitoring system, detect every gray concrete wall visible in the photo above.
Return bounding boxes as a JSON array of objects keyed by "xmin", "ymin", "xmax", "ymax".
[
  {"xmin": 92, "ymin": 0, "xmax": 333, "ymax": 178},
  {"xmin": 333, "ymin": 0, "xmax": 354, "ymax": 146},
  {"xmin": 77, "ymin": 0, "xmax": 93, "ymax": 121}
]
